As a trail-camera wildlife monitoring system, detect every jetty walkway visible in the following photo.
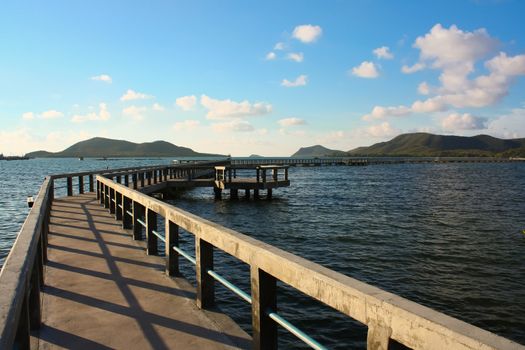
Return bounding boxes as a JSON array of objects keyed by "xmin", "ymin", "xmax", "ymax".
[{"xmin": 1, "ymin": 162, "xmax": 524, "ymax": 350}]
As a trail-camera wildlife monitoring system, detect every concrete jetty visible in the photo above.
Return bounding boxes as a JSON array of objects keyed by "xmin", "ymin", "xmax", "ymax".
[{"xmin": 1, "ymin": 162, "xmax": 524, "ymax": 350}]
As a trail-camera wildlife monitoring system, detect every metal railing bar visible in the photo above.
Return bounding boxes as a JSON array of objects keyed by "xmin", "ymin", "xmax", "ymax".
[
  {"xmin": 111, "ymin": 198, "xmax": 116, "ymax": 203},
  {"xmin": 136, "ymin": 218, "xmax": 147, "ymax": 228},
  {"xmin": 118, "ymin": 204, "xmax": 123, "ymax": 209},
  {"xmin": 206, "ymin": 269, "xmax": 252, "ymax": 304},
  {"xmin": 172, "ymin": 245, "xmax": 196, "ymax": 265},
  {"xmin": 151, "ymin": 229, "xmax": 166, "ymax": 243},
  {"xmin": 267, "ymin": 310, "xmax": 327, "ymax": 350},
  {"xmin": 126, "ymin": 210, "xmax": 133, "ymax": 217}
]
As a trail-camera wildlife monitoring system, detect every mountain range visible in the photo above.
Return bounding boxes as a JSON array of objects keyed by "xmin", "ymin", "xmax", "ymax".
[
  {"xmin": 25, "ymin": 137, "xmax": 224, "ymax": 158},
  {"xmin": 292, "ymin": 133, "xmax": 525, "ymax": 157}
]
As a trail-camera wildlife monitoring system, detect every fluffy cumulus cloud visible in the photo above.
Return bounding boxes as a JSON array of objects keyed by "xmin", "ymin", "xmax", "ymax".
[
  {"xmin": 175, "ymin": 95, "xmax": 197, "ymax": 111},
  {"xmin": 441, "ymin": 112, "xmax": 487, "ymax": 131},
  {"xmin": 362, "ymin": 106, "xmax": 411, "ymax": 121},
  {"xmin": 72, "ymin": 103, "xmax": 110, "ymax": 123},
  {"xmin": 152, "ymin": 103, "xmax": 165, "ymax": 111},
  {"xmin": 173, "ymin": 119, "xmax": 200, "ymax": 131},
  {"xmin": 274, "ymin": 42, "xmax": 286, "ymax": 50},
  {"xmin": 278, "ymin": 117, "xmax": 306, "ymax": 127},
  {"xmin": 266, "ymin": 52, "xmax": 276, "ymax": 60},
  {"xmin": 212, "ymin": 120, "xmax": 255, "ymax": 133},
  {"xmin": 41, "ymin": 110, "xmax": 64, "ymax": 119},
  {"xmin": 120, "ymin": 89, "xmax": 153, "ymax": 101},
  {"xmin": 351, "ymin": 61, "xmax": 379, "ymax": 78},
  {"xmin": 373, "ymin": 46, "xmax": 393, "ymax": 59},
  {"xmin": 281, "ymin": 75, "xmax": 308, "ymax": 87},
  {"xmin": 22, "ymin": 110, "xmax": 64, "ymax": 120},
  {"xmin": 486, "ymin": 107, "xmax": 525, "ymax": 139},
  {"xmin": 366, "ymin": 122, "xmax": 401, "ymax": 138},
  {"xmin": 122, "ymin": 105, "xmax": 147, "ymax": 121},
  {"xmin": 292, "ymin": 24, "xmax": 322, "ymax": 43},
  {"xmin": 363, "ymin": 24, "xmax": 525, "ymax": 120},
  {"xmin": 401, "ymin": 63, "xmax": 425, "ymax": 74},
  {"xmin": 200, "ymin": 95, "xmax": 272, "ymax": 119},
  {"xmin": 287, "ymin": 52, "xmax": 304, "ymax": 62},
  {"xmin": 90, "ymin": 74, "xmax": 112, "ymax": 83}
]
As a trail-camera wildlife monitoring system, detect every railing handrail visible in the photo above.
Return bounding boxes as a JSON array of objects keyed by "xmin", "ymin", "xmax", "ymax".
[
  {"xmin": 0, "ymin": 176, "xmax": 52, "ymax": 348},
  {"xmin": 96, "ymin": 174, "xmax": 523, "ymax": 350}
]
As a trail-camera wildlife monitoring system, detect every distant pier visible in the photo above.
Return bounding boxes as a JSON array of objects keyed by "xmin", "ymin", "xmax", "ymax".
[{"xmin": 0, "ymin": 162, "xmax": 524, "ymax": 349}]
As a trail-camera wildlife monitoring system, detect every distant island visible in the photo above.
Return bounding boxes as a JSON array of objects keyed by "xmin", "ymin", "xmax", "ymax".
[
  {"xmin": 348, "ymin": 133, "xmax": 525, "ymax": 157},
  {"xmin": 25, "ymin": 137, "xmax": 225, "ymax": 158},
  {"xmin": 0, "ymin": 154, "xmax": 30, "ymax": 161},
  {"xmin": 291, "ymin": 133, "xmax": 525, "ymax": 157},
  {"xmin": 291, "ymin": 145, "xmax": 347, "ymax": 157}
]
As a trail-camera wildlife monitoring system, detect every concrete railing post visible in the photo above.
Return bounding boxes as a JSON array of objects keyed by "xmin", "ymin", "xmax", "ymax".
[
  {"xmin": 146, "ymin": 209, "xmax": 158, "ymax": 255},
  {"xmin": 89, "ymin": 174, "xmax": 94, "ymax": 192},
  {"xmin": 14, "ymin": 290, "xmax": 30, "ymax": 350},
  {"xmin": 96, "ymin": 180, "xmax": 100, "ymax": 200},
  {"xmin": 104, "ymin": 185, "xmax": 110, "ymax": 208},
  {"xmin": 196, "ymin": 238, "xmax": 214, "ymax": 309},
  {"xmin": 122, "ymin": 196, "xmax": 132, "ymax": 229},
  {"xmin": 78, "ymin": 176, "xmax": 84, "ymax": 194},
  {"xmin": 132, "ymin": 202, "xmax": 144, "ymax": 240},
  {"xmin": 367, "ymin": 322, "xmax": 392, "ymax": 350},
  {"xmin": 67, "ymin": 177, "xmax": 73, "ymax": 196},
  {"xmin": 115, "ymin": 192, "xmax": 122, "ymax": 221},
  {"xmin": 109, "ymin": 188, "xmax": 115, "ymax": 214},
  {"xmin": 251, "ymin": 266, "xmax": 277, "ymax": 350},
  {"xmin": 165, "ymin": 220, "xmax": 179, "ymax": 276}
]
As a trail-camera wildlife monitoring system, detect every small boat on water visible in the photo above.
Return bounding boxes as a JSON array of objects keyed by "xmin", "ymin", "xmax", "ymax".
[{"xmin": 79, "ymin": 156, "xmax": 84, "ymax": 160}]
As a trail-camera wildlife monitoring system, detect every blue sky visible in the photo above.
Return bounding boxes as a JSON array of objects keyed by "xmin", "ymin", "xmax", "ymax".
[{"xmin": 1, "ymin": 0, "xmax": 524, "ymax": 156}]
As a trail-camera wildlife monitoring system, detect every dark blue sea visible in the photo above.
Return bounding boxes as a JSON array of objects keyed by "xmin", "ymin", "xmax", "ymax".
[{"xmin": 1, "ymin": 158, "xmax": 524, "ymax": 348}]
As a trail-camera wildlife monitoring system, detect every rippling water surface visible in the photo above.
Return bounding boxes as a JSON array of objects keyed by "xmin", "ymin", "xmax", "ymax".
[{"xmin": 1, "ymin": 158, "xmax": 524, "ymax": 348}]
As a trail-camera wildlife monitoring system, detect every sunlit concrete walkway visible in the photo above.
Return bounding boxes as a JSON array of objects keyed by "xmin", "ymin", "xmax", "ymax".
[{"xmin": 37, "ymin": 194, "xmax": 250, "ymax": 349}]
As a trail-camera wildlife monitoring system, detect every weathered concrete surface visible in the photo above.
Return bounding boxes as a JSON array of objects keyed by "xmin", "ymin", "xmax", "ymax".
[{"xmin": 38, "ymin": 193, "xmax": 250, "ymax": 349}]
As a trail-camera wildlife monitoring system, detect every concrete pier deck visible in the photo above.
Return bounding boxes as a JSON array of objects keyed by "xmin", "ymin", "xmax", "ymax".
[{"xmin": 38, "ymin": 193, "xmax": 250, "ymax": 349}]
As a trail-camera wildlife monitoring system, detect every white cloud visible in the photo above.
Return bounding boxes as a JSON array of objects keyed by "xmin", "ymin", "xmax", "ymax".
[
  {"xmin": 122, "ymin": 105, "xmax": 147, "ymax": 121},
  {"xmin": 41, "ymin": 110, "xmax": 64, "ymax": 119},
  {"xmin": 278, "ymin": 117, "xmax": 306, "ymax": 127},
  {"xmin": 173, "ymin": 119, "xmax": 200, "ymax": 131},
  {"xmin": 200, "ymin": 95, "xmax": 272, "ymax": 119},
  {"xmin": 22, "ymin": 110, "xmax": 63, "ymax": 120},
  {"xmin": 292, "ymin": 24, "xmax": 322, "ymax": 43},
  {"xmin": 362, "ymin": 106, "xmax": 411, "ymax": 121},
  {"xmin": 281, "ymin": 75, "xmax": 308, "ymax": 87},
  {"xmin": 373, "ymin": 46, "xmax": 394, "ymax": 59},
  {"xmin": 411, "ymin": 98, "xmax": 446, "ymax": 113},
  {"xmin": 90, "ymin": 74, "xmax": 112, "ymax": 83},
  {"xmin": 486, "ymin": 108, "xmax": 525, "ymax": 139},
  {"xmin": 287, "ymin": 52, "xmax": 304, "ymax": 62},
  {"xmin": 279, "ymin": 128, "xmax": 307, "ymax": 137},
  {"xmin": 266, "ymin": 52, "xmax": 276, "ymax": 60},
  {"xmin": 441, "ymin": 112, "xmax": 487, "ymax": 131},
  {"xmin": 418, "ymin": 82, "xmax": 430, "ymax": 95},
  {"xmin": 415, "ymin": 24, "xmax": 497, "ymax": 70},
  {"xmin": 22, "ymin": 112, "xmax": 35, "ymax": 120},
  {"xmin": 175, "ymin": 95, "xmax": 197, "ymax": 111},
  {"xmin": 72, "ymin": 103, "xmax": 110, "ymax": 123},
  {"xmin": 274, "ymin": 42, "xmax": 286, "ymax": 50},
  {"xmin": 120, "ymin": 89, "xmax": 153, "ymax": 101},
  {"xmin": 351, "ymin": 61, "xmax": 379, "ymax": 78},
  {"xmin": 364, "ymin": 24, "xmax": 525, "ymax": 120},
  {"xmin": 152, "ymin": 103, "xmax": 165, "ymax": 111},
  {"xmin": 366, "ymin": 122, "xmax": 401, "ymax": 138},
  {"xmin": 401, "ymin": 63, "xmax": 425, "ymax": 74},
  {"xmin": 212, "ymin": 120, "xmax": 255, "ymax": 133}
]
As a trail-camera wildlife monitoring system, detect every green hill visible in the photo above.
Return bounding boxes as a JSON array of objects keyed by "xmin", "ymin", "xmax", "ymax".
[
  {"xmin": 25, "ymin": 137, "xmax": 225, "ymax": 158},
  {"xmin": 348, "ymin": 133, "xmax": 525, "ymax": 157},
  {"xmin": 292, "ymin": 145, "xmax": 347, "ymax": 157}
]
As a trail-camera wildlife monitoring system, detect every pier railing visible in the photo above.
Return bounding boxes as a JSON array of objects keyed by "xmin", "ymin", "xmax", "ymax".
[
  {"xmin": 96, "ymin": 174, "xmax": 523, "ymax": 350},
  {"xmin": 0, "ymin": 176, "xmax": 52, "ymax": 349}
]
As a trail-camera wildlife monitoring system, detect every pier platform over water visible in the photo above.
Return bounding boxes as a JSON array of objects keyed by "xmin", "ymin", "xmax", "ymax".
[{"xmin": 1, "ymin": 163, "xmax": 524, "ymax": 350}]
